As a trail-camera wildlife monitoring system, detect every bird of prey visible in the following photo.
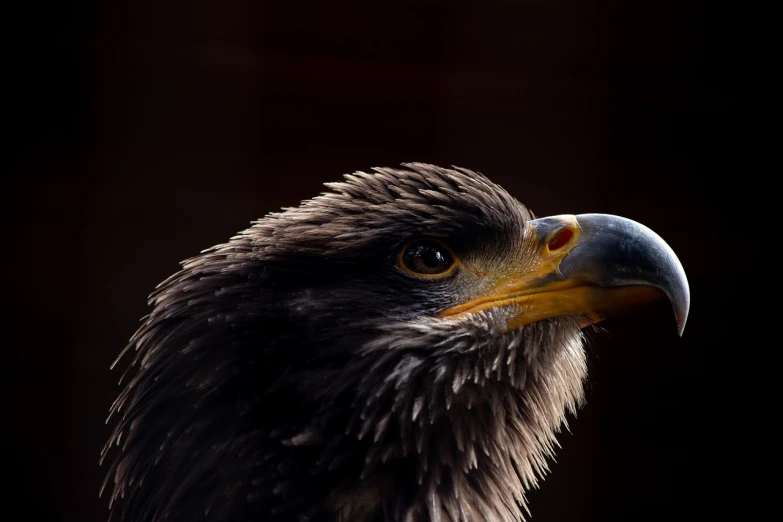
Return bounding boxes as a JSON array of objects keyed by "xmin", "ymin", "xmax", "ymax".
[{"xmin": 102, "ymin": 163, "xmax": 689, "ymax": 522}]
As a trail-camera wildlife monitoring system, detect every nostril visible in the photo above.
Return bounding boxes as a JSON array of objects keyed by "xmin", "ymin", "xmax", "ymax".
[{"xmin": 548, "ymin": 228, "xmax": 574, "ymax": 251}]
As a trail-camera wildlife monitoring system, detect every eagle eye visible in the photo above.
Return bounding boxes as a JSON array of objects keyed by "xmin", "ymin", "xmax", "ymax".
[{"xmin": 398, "ymin": 239, "xmax": 457, "ymax": 278}]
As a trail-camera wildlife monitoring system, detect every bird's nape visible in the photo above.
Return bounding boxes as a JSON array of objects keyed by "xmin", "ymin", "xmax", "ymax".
[{"xmin": 102, "ymin": 163, "xmax": 689, "ymax": 522}]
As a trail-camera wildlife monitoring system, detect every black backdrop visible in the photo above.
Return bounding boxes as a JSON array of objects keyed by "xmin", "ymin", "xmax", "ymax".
[{"xmin": 7, "ymin": 1, "xmax": 745, "ymax": 521}]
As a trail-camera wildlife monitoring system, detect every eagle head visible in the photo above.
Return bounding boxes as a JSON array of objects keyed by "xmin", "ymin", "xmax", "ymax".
[{"xmin": 102, "ymin": 163, "xmax": 689, "ymax": 522}]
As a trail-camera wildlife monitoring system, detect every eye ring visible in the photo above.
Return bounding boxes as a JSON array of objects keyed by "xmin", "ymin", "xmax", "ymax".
[{"xmin": 397, "ymin": 238, "xmax": 459, "ymax": 278}]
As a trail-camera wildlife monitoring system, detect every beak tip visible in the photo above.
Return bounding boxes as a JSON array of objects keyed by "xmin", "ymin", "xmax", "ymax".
[
  {"xmin": 675, "ymin": 299, "xmax": 690, "ymax": 337},
  {"xmin": 671, "ymin": 280, "xmax": 690, "ymax": 337},
  {"xmin": 677, "ymin": 316, "xmax": 687, "ymax": 337},
  {"xmin": 672, "ymin": 263, "xmax": 690, "ymax": 338}
]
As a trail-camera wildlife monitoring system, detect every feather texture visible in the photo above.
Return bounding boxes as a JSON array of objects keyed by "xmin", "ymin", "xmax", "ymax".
[{"xmin": 102, "ymin": 164, "xmax": 588, "ymax": 522}]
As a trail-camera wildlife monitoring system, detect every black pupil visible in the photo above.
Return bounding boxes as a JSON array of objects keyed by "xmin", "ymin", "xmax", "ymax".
[{"xmin": 404, "ymin": 242, "xmax": 452, "ymax": 274}]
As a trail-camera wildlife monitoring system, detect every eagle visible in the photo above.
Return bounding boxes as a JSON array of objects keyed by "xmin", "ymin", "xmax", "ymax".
[{"xmin": 102, "ymin": 163, "xmax": 689, "ymax": 522}]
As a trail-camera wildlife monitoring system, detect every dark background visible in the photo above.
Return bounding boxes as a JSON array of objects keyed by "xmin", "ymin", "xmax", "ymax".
[{"xmin": 7, "ymin": 1, "xmax": 745, "ymax": 521}]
